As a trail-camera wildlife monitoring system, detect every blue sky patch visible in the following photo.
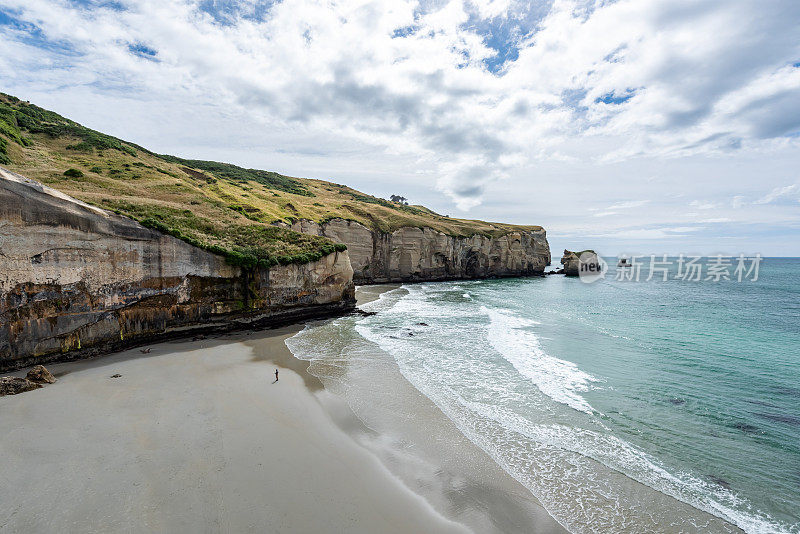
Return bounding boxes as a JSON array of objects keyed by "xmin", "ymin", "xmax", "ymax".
[
  {"xmin": 392, "ymin": 25, "xmax": 419, "ymax": 38},
  {"xmin": 596, "ymin": 89, "xmax": 636, "ymax": 105},
  {"xmin": 128, "ymin": 43, "xmax": 158, "ymax": 60},
  {"xmin": 458, "ymin": 2, "xmax": 552, "ymax": 75},
  {"xmin": 75, "ymin": 0, "xmax": 126, "ymax": 10},
  {"xmin": 197, "ymin": 0, "xmax": 280, "ymax": 25},
  {"xmin": 0, "ymin": 8, "xmax": 80, "ymax": 56}
]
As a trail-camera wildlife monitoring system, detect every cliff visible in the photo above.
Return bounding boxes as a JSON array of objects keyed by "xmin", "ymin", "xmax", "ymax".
[
  {"xmin": 0, "ymin": 168, "xmax": 355, "ymax": 371},
  {"xmin": 0, "ymin": 92, "xmax": 552, "ymax": 369},
  {"xmin": 286, "ymin": 218, "xmax": 550, "ymax": 283},
  {"xmin": 0, "ymin": 93, "xmax": 549, "ymax": 279}
]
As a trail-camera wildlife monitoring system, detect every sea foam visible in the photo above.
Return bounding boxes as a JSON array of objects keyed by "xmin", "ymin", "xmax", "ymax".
[
  {"xmin": 287, "ymin": 281, "xmax": 794, "ymax": 534},
  {"xmin": 482, "ymin": 306, "xmax": 598, "ymax": 414}
]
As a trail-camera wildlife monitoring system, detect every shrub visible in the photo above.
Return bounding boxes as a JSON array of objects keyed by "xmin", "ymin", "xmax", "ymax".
[
  {"xmin": 63, "ymin": 168, "xmax": 84, "ymax": 178},
  {"xmin": 0, "ymin": 137, "xmax": 9, "ymax": 164},
  {"xmin": 90, "ymin": 166, "xmax": 102, "ymax": 174},
  {"xmin": 157, "ymin": 155, "xmax": 314, "ymax": 196}
]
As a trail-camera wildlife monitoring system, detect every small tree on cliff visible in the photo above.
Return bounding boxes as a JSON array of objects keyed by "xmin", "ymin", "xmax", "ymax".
[{"xmin": 390, "ymin": 194, "xmax": 408, "ymax": 205}]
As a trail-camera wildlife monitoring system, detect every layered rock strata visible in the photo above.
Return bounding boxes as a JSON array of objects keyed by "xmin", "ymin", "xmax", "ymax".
[
  {"xmin": 0, "ymin": 168, "xmax": 355, "ymax": 371},
  {"xmin": 285, "ymin": 218, "xmax": 551, "ymax": 284}
]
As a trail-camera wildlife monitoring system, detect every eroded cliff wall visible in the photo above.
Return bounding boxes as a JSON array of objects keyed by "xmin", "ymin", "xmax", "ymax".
[
  {"xmin": 287, "ymin": 218, "xmax": 551, "ymax": 284},
  {"xmin": 0, "ymin": 168, "xmax": 355, "ymax": 371}
]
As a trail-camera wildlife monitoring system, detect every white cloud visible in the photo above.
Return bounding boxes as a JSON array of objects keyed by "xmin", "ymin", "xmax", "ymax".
[
  {"xmin": 2, "ymin": 0, "xmax": 800, "ymax": 210},
  {"xmin": 607, "ymin": 200, "xmax": 650, "ymax": 210},
  {"xmin": 589, "ymin": 226, "xmax": 702, "ymax": 240},
  {"xmin": 690, "ymin": 200, "xmax": 717, "ymax": 210},
  {"xmin": 2, "ymin": 0, "xmax": 800, "ymax": 254},
  {"xmin": 592, "ymin": 199, "xmax": 649, "ymax": 217},
  {"xmin": 754, "ymin": 184, "xmax": 800, "ymax": 204},
  {"xmin": 699, "ymin": 218, "xmax": 732, "ymax": 223}
]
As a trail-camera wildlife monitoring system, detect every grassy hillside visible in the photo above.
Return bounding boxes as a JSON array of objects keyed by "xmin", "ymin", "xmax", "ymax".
[{"xmin": 0, "ymin": 93, "xmax": 541, "ymax": 267}]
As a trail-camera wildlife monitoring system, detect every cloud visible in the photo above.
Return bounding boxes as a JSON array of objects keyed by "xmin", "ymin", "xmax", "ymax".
[
  {"xmin": 607, "ymin": 200, "xmax": 650, "ymax": 210},
  {"xmin": 689, "ymin": 200, "xmax": 717, "ymax": 210},
  {"xmin": 589, "ymin": 225, "xmax": 702, "ymax": 240},
  {"xmin": 1, "ymin": 0, "xmax": 799, "ymax": 212},
  {"xmin": 699, "ymin": 218, "xmax": 732, "ymax": 223},
  {"xmin": 593, "ymin": 199, "xmax": 648, "ymax": 217},
  {"xmin": 754, "ymin": 184, "xmax": 800, "ymax": 204}
]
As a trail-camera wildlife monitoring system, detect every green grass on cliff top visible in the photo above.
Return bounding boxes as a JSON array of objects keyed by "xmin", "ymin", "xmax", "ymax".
[{"xmin": 0, "ymin": 92, "xmax": 542, "ymax": 267}]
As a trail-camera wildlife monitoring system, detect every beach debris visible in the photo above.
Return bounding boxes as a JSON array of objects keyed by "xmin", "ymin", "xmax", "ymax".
[
  {"xmin": 110, "ymin": 374, "xmax": 122, "ymax": 379},
  {"xmin": 27, "ymin": 365, "xmax": 57, "ymax": 384},
  {"xmin": 0, "ymin": 376, "xmax": 42, "ymax": 396},
  {"xmin": 140, "ymin": 348, "xmax": 151, "ymax": 354}
]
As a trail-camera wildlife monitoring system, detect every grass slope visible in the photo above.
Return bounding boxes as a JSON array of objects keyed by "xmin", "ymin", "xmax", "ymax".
[{"xmin": 0, "ymin": 93, "xmax": 541, "ymax": 267}]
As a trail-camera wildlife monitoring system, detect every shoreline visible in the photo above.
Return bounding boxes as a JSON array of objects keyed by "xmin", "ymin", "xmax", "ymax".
[
  {"xmin": 0, "ymin": 284, "xmax": 565, "ymax": 533},
  {"xmin": 290, "ymin": 284, "xmax": 569, "ymax": 533},
  {"xmin": 1, "ymin": 284, "xmax": 573, "ymax": 533}
]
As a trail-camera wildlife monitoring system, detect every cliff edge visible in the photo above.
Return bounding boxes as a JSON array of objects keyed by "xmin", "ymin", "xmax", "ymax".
[
  {"xmin": 287, "ymin": 218, "xmax": 550, "ymax": 283},
  {"xmin": 0, "ymin": 168, "xmax": 355, "ymax": 371}
]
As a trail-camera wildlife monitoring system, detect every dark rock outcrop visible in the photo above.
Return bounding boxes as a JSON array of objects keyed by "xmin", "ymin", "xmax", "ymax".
[
  {"xmin": 0, "ymin": 168, "xmax": 355, "ymax": 372},
  {"xmin": 0, "ymin": 376, "xmax": 42, "ymax": 396},
  {"xmin": 27, "ymin": 364, "xmax": 56, "ymax": 384}
]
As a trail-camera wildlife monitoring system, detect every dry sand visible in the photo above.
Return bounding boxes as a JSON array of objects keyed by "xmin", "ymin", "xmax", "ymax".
[{"xmin": 0, "ymin": 326, "xmax": 472, "ymax": 533}]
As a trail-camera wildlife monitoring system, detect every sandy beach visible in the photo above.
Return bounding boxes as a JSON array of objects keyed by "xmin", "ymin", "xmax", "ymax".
[{"xmin": 0, "ymin": 286, "xmax": 566, "ymax": 534}]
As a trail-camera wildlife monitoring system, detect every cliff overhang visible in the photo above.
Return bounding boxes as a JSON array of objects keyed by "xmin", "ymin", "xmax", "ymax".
[{"xmin": 0, "ymin": 168, "xmax": 355, "ymax": 372}]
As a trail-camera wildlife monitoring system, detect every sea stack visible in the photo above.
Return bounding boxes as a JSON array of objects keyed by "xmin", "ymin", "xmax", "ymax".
[{"xmin": 561, "ymin": 249, "xmax": 601, "ymax": 277}]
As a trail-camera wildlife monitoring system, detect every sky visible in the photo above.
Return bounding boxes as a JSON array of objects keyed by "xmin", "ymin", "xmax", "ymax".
[{"xmin": 1, "ymin": 0, "xmax": 799, "ymax": 256}]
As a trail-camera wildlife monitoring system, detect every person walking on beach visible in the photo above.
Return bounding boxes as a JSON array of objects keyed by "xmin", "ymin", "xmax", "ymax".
[{"xmin": 274, "ymin": 369, "xmax": 279, "ymax": 383}]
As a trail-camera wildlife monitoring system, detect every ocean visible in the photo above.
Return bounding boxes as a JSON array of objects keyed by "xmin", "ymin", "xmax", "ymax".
[{"xmin": 286, "ymin": 258, "xmax": 800, "ymax": 533}]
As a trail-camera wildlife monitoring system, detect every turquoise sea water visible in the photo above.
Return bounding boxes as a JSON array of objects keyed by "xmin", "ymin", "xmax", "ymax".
[{"xmin": 287, "ymin": 258, "xmax": 800, "ymax": 533}]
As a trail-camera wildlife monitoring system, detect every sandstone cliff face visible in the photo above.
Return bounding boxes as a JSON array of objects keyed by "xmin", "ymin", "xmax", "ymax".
[
  {"xmin": 0, "ymin": 168, "xmax": 355, "ymax": 371},
  {"xmin": 286, "ymin": 218, "xmax": 550, "ymax": 284}
]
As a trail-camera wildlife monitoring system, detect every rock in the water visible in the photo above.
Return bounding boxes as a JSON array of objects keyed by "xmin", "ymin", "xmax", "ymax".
[
  {"xmin": 561, "ymin": 249, "xmax": 601, "ymax": 277},
  {"xmin": 110, "ymin": 374, "xmax": 122, "ymax": 379},
  {"xmin": 27, "ymin": 365, "xmax": 56, "ymax": 384},
  {"xmin": 0, "ymin": 376, "xmax": 42, "ymax": 396}
]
